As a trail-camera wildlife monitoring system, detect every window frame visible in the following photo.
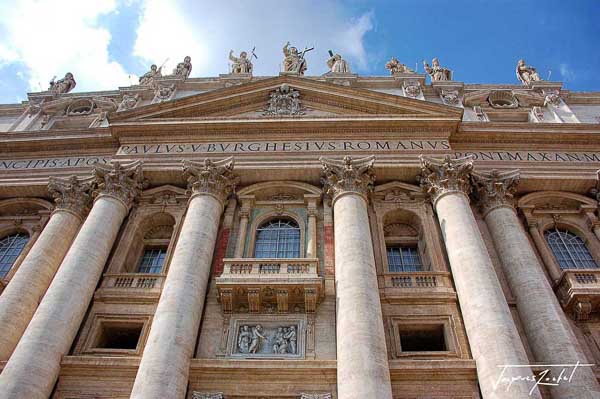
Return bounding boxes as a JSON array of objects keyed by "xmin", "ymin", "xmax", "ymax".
[
  {"xmin": 544, "ymin": 227, "xmax": 599, "ymax": 270},
  {"xmin": 136, "ymin": 244, "xmax": 169, "ymax": 274},
  {"xmin": 385, "ymin": 242, "xmax": 424, "ymax": 273},
  {"xmin": 247, "ymin": 211, "xmax": 306, "ymax": 259},
  {"xmin": 0, "ymin": 232, "xmax": 30, "ymax": 278},
  {"xmin": 253, "ymin": 218, "xmax": 302, "ymax": 259}
]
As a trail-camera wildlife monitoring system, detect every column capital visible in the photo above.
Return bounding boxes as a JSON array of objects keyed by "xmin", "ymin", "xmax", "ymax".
[
  {"xmin": 182, "ymin": 157, "xmax": 239, "ymax": 205},
  {"xmin": 419, "ymin": 155, "xmax": 473, "ymax": 205},
  {"xmin": 320, "ymin": 155, "xmax": 375, "ymax": 204},
  {"xmin": 48, "ymin": 175, "xmax": 94, "ymax": 219},
  {"xmin": 472, "ymin": 169, "xmax": 520, "ymax": 217},
  {"xmin": 93, "ymin": 161, "xmax": 146, "ymax": 209}
]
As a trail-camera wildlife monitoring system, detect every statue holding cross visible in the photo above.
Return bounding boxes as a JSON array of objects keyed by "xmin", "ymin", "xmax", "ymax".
[{"xmin": 282, "ymin": 42, "xmax": 313, "ymax": 75}]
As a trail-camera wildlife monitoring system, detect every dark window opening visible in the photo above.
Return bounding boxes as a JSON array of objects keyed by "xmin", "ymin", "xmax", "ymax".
[
  {"xmin": 94, "ymin": 323, "xmax": 143, "ymax": 350},
  {"xmin": 399, "ymin": 324, "xmax": 446, "ymax": 352}
]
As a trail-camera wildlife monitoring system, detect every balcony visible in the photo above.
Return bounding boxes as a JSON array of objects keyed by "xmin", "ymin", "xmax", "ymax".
[
  {"xmin": 382, "ymin": 271, "xmax": 456, "ymax": 301},
  {"xmin": 94, "ymin": 273, "xmax": 165, "ymax": 303},
  {"xmin": 556, "ymin": 269, "xmax": 600, "ymax": 320},
  {"xmin": 216, "ymin": 258, "xmax": 324, "ymax": 313}
]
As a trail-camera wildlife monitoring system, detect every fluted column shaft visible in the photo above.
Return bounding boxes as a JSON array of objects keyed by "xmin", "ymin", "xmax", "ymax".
[
  {"xmin": 0, "ymin": 176, "xmax": 91, "ymax": 361},
  {"xmin": 321, "ymin": 156, "xmax": 392, "ymax": 399},
  {"xmin": 474, "ymin": 170, "xmax": 600, "ymax": 398},
  {"xmin": 0, "ymin": 162, "xmax": 144, "ymax": 399},
  {"xmin": 130, "ymin": 158, "xmax": 238, "ymax": 399},
  {"xmin": 420, "ymin": 156, "xmax": 540, "ymax": 399}
]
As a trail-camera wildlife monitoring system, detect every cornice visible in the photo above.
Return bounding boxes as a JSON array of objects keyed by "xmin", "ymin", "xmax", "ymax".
[
  {"xmin": 453, "ymin": 122, "xmax": 600, "ymax": 146},
  {"xmin": 0, "ymin": 128, "xmax": 117, "ymax": 155}
]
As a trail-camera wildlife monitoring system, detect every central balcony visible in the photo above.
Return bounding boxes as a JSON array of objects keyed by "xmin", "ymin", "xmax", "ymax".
[
  {"xmin": 216, "ymin": 258, "xmax": 324, "ymax": 313},
  {"xmin": 94, "ymin": 273, "xmax": 165, "ymax": 303},
  {"xmin": 556, "ymin": 269, "xmax": 600, "ymax": 320},
  {"xmin": 381, "ymin": 271, "xmax": 456, "ymax": 301}
]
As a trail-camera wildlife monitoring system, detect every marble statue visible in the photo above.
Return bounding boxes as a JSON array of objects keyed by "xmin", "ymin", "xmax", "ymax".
[
  {"xmin": 229, "ymin": 49, "xmax": 254, "ymax": 74},
  {"xmin": 172, "ymin": 56, "xmax": 192, "ymax": 79},
  {"xmin": 326, "ymin": 52, "xmax": 350, "ymax": 73},
  {"xmin": 49, "ymin": 73, "xmax": 76, "ymax": 94},
  {"xmin": 385, "ymin": 57, "xmax": 413, "ymax": 75},
  {"xmin": 423, "ymin": 58, "xmax": 452, "ymax": 81},
  {"xmin": 238, "ymin": 325, "xmax": 252, "ymax": 353},
  {"xmin": 283, "ymin": 42, "xmax": 312, "ymax": 75},
  {"xmin": 285, "ymin": 325, "xmax": 297, "ymax": 354},
  {"xmin": 516, "ymin": 59, "xmax": 542, "ymax": 86},
  {"xmin": 249, "ymin": 325, "xmax": 266, "ymax": 353},
  {"xmin": 139, "ymin": 64, "xmax": 162, "ymax": 86}
]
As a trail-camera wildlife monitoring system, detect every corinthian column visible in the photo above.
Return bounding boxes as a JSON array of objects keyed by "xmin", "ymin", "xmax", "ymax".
[
  {"xmin": 473, "ymin": 169, "xmax": 600, "ymax": 398},
  {"xmin": 0, "ymin": 176, "xmax": 92, "ymax": 361},
  {"xmin": 320, "ymin": 156, "xmax": 393, "ymax": 399},
  {"xmin": 419, "ymin": 156, "xmax": 540, "ymax": 399},
  {"xmin": 130, "ymin": 158, "xmax": 238, "ymax": 399},
  {"xmin": 0, "ymin": 162, "xmax": 144, "ymax": 399}
]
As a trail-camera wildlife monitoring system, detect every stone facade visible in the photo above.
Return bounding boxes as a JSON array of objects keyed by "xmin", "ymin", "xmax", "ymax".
[{"xmin": 0, "ymin": 68, "xmax": 599, "ymax": 399}]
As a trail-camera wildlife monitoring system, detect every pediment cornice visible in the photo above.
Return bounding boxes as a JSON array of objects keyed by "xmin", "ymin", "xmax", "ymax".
[{"xmin": 108, "ymin": 76, "xmax": 463, "ymax": 137}]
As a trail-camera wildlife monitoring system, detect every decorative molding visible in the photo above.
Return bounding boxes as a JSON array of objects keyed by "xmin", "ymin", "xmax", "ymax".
[
  {"xmin": 320, "ymin": 155, "xmax": 375, "ymax": 204},
  {"xmin": 182, "ymin": 157, "xmax": 239, "ymax": 204},
  {"xmin": 471, "ymin": 169, "xmax": 520, "ymax": 216},
  {"xmin": 93, "ymin": 161, "xmax": 145, "ymax": 209},
  {"xmin": 191, "ymin": 392, "xmax": 224, "ymax": 399},
  {"xmin": 300, "ymin": 394, "xmax": 333, "ymax": 399},
  {"xmin": 419, "ymin": 155, "xmax": 473, "ymax": 205},
  {"xmin": 48, "ymin": 175, "xmax": 94, "ymax": 218}
]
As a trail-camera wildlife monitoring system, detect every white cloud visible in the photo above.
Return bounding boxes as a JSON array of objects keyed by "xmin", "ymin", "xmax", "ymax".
[
  {"xmin": 133, "ymin": 0, "xmax": 375, "ymax": 77},
  {"xmin": 0, "ymin": 0, "xmax": 131, "ymax": 94},
  {"xmin": 559, "ymin": 63, "xmax": 575, "ymax": 81}
]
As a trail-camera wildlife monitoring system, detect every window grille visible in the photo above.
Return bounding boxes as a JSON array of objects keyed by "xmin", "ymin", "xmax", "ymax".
[
  {"xmin": 545, "ymin": 228, "xmax": 598, "ymax": 270},
  {"xmin": 137, "ymin": 247, "xmax": 167, "ymax": 274},
  {"xmin": 386, "ymin": 245, "xmax": 423, "ymax": 272},
  {"xmin": 254, "ymin": 219, "xmax": 301, "ymax": 259},
  {"xmin": 0, "ymin": 233, "xmax": 29, "ymax": 278}
]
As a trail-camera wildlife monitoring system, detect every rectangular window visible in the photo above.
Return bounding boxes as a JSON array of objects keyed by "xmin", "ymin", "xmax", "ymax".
[
  {"xmin": 137, "ymin": 247, "xmax": 167, "ymax": 274},
  {"xmin": 386, "ymin": 245, "xmax": 423, "ymax": 272},
  {"xmin": 93, "ymin": 322, "xmax": 143, "ymax": 350},
  {"xmin": 398, "ymin": 324, "xmax": 447, "ymax": 352}
]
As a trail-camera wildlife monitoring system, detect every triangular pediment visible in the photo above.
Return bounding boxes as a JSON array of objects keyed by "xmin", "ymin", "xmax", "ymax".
[{"xmin": 109, "ymin": 76, "xmax": 463, "ymax": 124}]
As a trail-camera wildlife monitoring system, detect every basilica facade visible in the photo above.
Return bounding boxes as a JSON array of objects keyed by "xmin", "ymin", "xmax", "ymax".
[{"xmin": 0, "ymin": 52, "xmax": 600, "ymax": 399}]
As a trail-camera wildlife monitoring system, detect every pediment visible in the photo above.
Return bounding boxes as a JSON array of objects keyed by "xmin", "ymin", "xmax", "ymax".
[
  {"xmin": 109, "ymin": 76, "xmax": 463, "ymax": 123},
  {"xmin": 373, "ymin": 181, "xmax": 425, "ymax": 203}
]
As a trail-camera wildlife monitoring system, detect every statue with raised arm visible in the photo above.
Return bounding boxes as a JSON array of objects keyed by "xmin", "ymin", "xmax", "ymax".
[
  {"xmin": 139, "ymin": 64, "xmax": 162, "ymax": 86},
  {"xmin": 423, "ymin": 58, "xmax": 452, "ymax": 81},
  {"xmin": 385, "ymin": 57, "xmax": 413, "ymax": 75},
  {"xmin": 516, "ymin": 59, "xmax": 542, "ymax": 86},
  {"xmin": 229, "ymin": 50, "xmax": 253, "ymax": 74},
  {"xmin": 326, "ymin": 51, "xmax": 350, "ymax": 73},
  {"xmin": 49, "ymin": 72, "xmax": 76, "ymax": 94},
  {"xmin": 283, "ymin": 42, "xmax": 310, "ymax": 75},
  {"xmin": 172, "ymin": 56, "xmax": 192, "ymax": 79}
]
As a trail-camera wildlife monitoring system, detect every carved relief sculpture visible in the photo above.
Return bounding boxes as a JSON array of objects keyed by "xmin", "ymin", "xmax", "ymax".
[
  {"xmin": 543, "ymin": 89, "xmax": 561, "ymax": 107},
  {"xmin": 229, "ymin": 49, "xmax": 255, "ymax": 74},
  {"xmin": 440, "ymin": 89, "xmax": 460, "ymax": 105},
  {"xmin": 403, "ymin": 80, "xmax": 422, "ymax": 98},
  {"xmin": 249, "ymin": 324, "xmax": 266, "ymax": 353},
  {"xmin": 153, "ymin": 84, "xmax": 175, "ymax": 103},
  {"xmin": 49, "ymin": 72, "xmax": 76, "ymax": 94},
  {"xmin": 282, "ymin": 41, "xmax": 312, "ymax": 75},
  {"xmin": 237, "ymin": 325, "xmax": 252, "ymax": 353},
  {"xmin": 171, "ymin": 56, "xmax": 192, "ymax": 79},
  {"xmin": 117, "ymin": 94, "xmax": 140, "ymax": 112},
  {"xmin": 263, "ymin": 84, "xmax": 305, "ymax": 116},
  {"xmin": 139, "ymin": 64, "xmax": 162, "ymax": 86},
  {"xmin": 471, "ymin": 169, "xmax": 520, "ymax": 215},
  {"xmin": 385, "ymin": 57, "xmax": 413, "ymax": 75},
  {"xmin": 516, "ymin": 59, "xmax": 542, "ymax": 86},
  {"xmin": 423, "ymin": 58, "xmax": 452, "ymax": 81},
  {"xmin": 326, "ymin": 51, "xmax": 350, "ymax": 73}
]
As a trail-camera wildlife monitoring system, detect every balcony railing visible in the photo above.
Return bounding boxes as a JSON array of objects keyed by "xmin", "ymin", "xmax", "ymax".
[
  {"xmin": 382, "ymin": 271, "xmax": 455, "ymax": 300},
  {"xmin": 95, "ymin": 273, "xmax": 165, "ymax": 302},
  {"xmin": 216, "ymin": 258, "xmax": 323, "ymax": 313},
  {"xmin": 556, "ymin": 269, "xmax": 600, "ymax": 320}
]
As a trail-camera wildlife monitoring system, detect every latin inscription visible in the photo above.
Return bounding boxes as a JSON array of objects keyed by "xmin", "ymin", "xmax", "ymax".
[{"xmin": 0, "ymin": 156, "xmax": 111, "ymax": 170}]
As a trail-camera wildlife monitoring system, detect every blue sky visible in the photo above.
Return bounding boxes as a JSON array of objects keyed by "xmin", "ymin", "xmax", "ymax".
[{"xmin": 0, "ymin": 0, "xmax": 599, "ymax": 104}]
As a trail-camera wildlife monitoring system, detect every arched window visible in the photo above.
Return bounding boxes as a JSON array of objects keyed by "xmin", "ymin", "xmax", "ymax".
[
  {"xmin": 254, "ymin": 219, "xmax": 301, "ymax": 259},
  {"xmin": 545, "ymin": 228, "xmax": 598, "ymax": 270},
  {"xmin": 0, "ymin": 233, "xmax": 29, "ymax": 278}
]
